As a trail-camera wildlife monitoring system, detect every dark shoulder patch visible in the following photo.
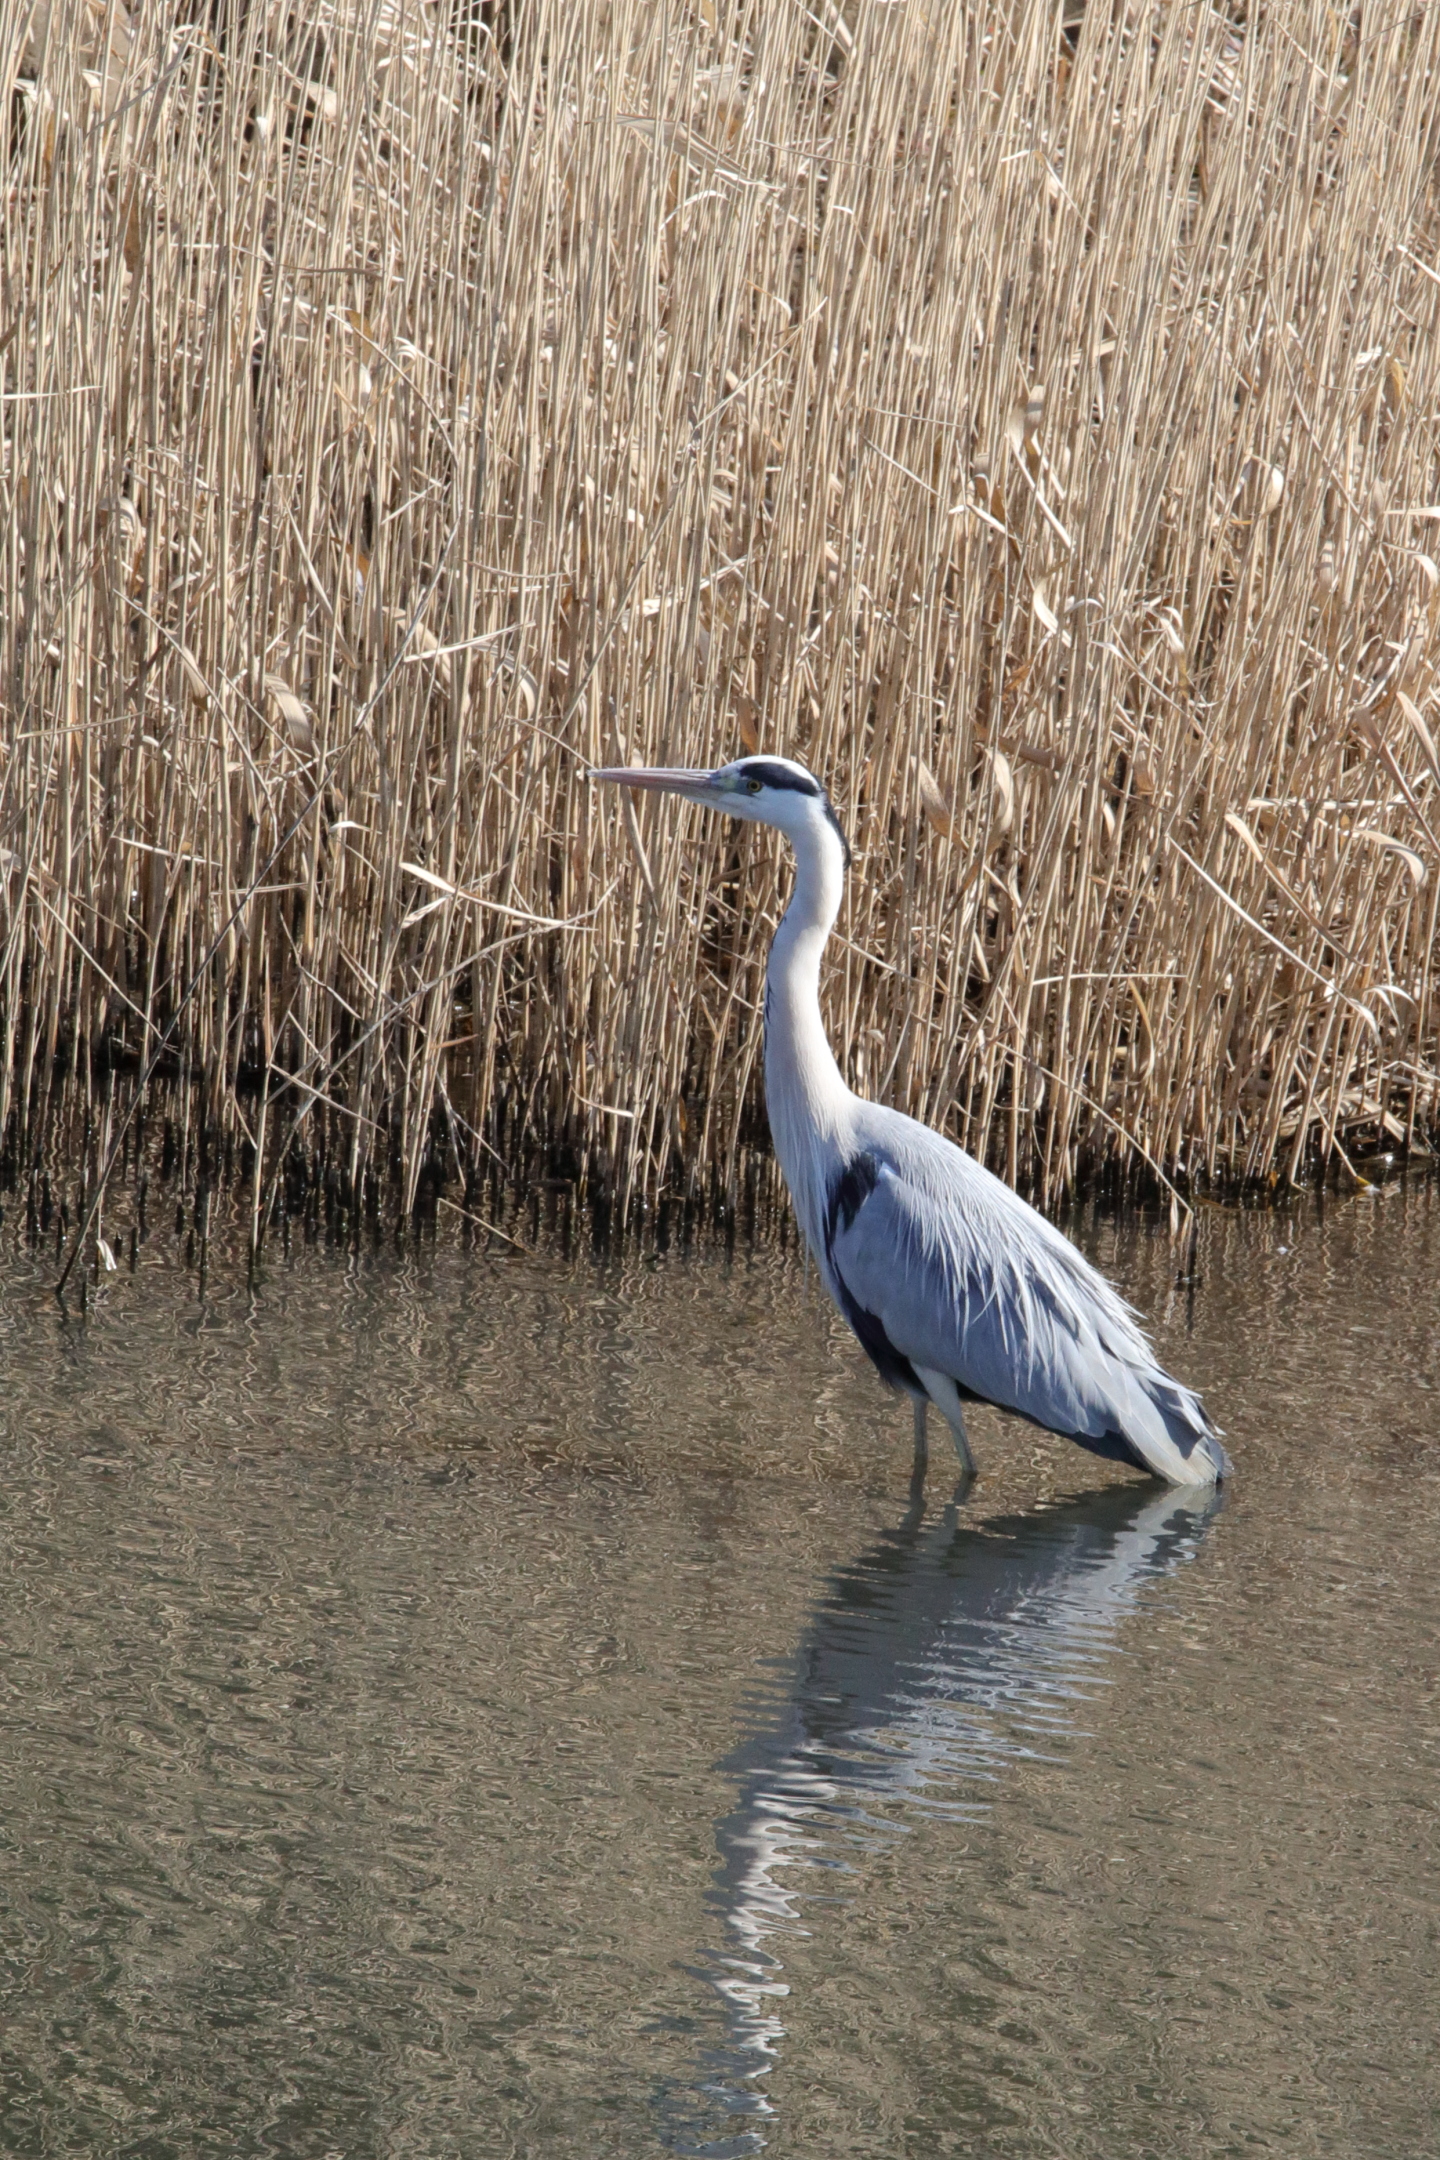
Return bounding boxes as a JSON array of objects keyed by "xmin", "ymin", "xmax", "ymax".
[
  {"xmin": 836, "ymin": 1288, "xmax": 920, "ymax": 1395},
  {"xmin": 826, "ymin": 1151, "xmax": 880, "ymax": 1247},
  {"xmin": 822, "ymin": 1150, "xmax": 919, "ymax": 1394}
]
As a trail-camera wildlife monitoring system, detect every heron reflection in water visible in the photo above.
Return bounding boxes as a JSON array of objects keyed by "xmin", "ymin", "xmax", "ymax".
[
  {"xmin": 591, "ymin": 756, "xmax": 1229, "ymax": 1490},
  {"xmin": 658, "ymin": 1480, "xmax": 1222, "ymax": 2155}
]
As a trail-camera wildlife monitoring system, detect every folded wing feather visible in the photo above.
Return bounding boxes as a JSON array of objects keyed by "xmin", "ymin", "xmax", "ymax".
[{"xmin": 824, "ymin": 1112, "xmax": 1227, "ymax": 1485}]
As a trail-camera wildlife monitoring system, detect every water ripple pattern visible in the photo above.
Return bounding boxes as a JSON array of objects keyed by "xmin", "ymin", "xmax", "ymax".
[
  {"xmin": 666, "ymin": 1487, "xmax": 1219, "ymax": 2153},
  {"xmin": 0, "ymin": 1187, "xmax": 1437, "ymax": 2156}
]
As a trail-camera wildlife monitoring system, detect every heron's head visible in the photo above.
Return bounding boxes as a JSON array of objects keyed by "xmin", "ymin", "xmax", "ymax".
[{"xmin": 589, "ymin": 754, "xmax": 850, "ymax": 863}]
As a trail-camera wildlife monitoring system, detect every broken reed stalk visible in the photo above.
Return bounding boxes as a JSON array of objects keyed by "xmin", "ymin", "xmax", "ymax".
[{"xmin": 4, "ymin": 0, "xmax": 1440, "ymax": 1275}]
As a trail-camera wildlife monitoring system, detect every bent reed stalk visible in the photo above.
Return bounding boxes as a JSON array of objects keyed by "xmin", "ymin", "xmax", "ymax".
[{"xmin": 4, "ymin": 0, "xmax": 1440, "ymax": 1267}]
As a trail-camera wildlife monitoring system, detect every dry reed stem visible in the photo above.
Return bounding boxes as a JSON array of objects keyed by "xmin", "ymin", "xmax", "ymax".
[{"xmin": 3, "ymin": 0, "xmax": 1440, "ymax": 1243}]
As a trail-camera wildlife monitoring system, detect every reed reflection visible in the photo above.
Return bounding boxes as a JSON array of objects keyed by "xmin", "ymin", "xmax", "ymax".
[{"xmin": 662, "ymin": 1481, "xmax": 1222, "ymax": 2155}]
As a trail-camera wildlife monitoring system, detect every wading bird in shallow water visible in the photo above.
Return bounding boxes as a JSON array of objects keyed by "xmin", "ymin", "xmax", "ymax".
[{"xmin": 590, "ymin": 755, "xmax": 1229, "ymax": 1488}]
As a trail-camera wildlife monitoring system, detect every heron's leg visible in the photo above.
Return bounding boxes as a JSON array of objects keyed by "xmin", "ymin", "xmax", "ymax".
[
  {"xmin": 946, "ymin": 1403, "xmax": 977, "ymax": 1480},
  {"xmin": 908, "ymin": 1396, "xmax": 929, "ymax": 1508},
  {"xmin": 913, "ymin": 1364, "xmax": 978, "ymax": 1480}
]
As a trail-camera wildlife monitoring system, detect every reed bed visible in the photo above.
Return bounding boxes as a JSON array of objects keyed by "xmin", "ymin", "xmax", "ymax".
[{"xmin": 4, "ymin": 0, "xmax": 1440, "ymax": 1265}]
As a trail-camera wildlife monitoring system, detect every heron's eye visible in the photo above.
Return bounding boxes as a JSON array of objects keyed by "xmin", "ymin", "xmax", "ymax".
[{"xmin": 745, "ymin": 777, "xmax": 763, "ymax": 795}]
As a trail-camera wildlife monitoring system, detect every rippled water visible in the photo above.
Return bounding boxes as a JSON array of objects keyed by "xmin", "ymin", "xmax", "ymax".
[{"xmin": 1, "ymin": 1183, "xmax": 1437, "ymax": 2155}]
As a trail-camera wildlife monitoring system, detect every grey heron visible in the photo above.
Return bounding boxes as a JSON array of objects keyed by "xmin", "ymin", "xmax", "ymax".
[{"xmin": 591, "ymin": 754, "xmax": 1229, "ymax": 1487}]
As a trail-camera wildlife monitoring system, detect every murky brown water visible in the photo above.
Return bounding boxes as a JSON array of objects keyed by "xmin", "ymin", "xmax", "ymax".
[{"xmin": 1, "ymin": 1181, "xmax": 1437, "ymax": 2156}]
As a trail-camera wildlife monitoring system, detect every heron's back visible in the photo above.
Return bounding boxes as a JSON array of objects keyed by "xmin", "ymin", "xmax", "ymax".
[{"xmin": 818, "ymin": 1102, "xmax": 1228, "ymax": 1484}]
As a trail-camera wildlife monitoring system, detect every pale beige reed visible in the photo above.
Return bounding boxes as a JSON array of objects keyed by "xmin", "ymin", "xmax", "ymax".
[{"xmin": 4, "ymin": 0, "xmax": 1440, "ymax": 1241}]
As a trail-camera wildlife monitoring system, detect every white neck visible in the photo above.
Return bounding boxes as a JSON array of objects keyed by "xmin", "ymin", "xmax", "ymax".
[{"xmin": 762, "ymin": 807, "xmax": 854, "ymax": 1246}]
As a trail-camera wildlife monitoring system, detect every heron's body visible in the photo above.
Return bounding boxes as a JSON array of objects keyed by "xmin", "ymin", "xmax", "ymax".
[{"xmin": 592, "ymin": 754, "xmax": 1229, "ymax": 1487}]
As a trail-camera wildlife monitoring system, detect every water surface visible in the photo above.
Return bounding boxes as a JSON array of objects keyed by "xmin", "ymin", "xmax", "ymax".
[{"xmin": 0, "ymin": 1184, "xmax": 1436, "ymax": 2154}]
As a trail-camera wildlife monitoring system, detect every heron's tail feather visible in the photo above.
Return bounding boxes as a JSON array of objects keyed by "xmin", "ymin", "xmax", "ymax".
[{"xmin": 1118, "ymin": 1372, "xmax": 1231, "ymax": 1486}]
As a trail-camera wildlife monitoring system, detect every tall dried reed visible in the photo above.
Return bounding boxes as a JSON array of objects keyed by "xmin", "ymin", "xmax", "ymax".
[{"xmin": 4, "ymin": 0, "xmax": 1440, "ymax": 1261}]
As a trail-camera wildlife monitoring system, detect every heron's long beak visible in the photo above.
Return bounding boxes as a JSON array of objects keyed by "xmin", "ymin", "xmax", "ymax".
[{"xmin": 588, "ymin": 764, "xmax": 721, "ymax": 802}]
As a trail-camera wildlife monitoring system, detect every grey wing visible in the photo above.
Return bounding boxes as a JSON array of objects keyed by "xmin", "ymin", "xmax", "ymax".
[{"xmin": 824, "ymin": 1125, "xmax": 1228, "ymax": 1486}]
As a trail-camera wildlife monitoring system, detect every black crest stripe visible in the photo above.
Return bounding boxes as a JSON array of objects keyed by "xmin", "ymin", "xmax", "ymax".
[
  {"xmin": 733, "ymin": 759, "xmax": 852, "ymax": 865},
  {"xmin": 738, "ymin": 758, "xmax": 821, "ymax": 794}
]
